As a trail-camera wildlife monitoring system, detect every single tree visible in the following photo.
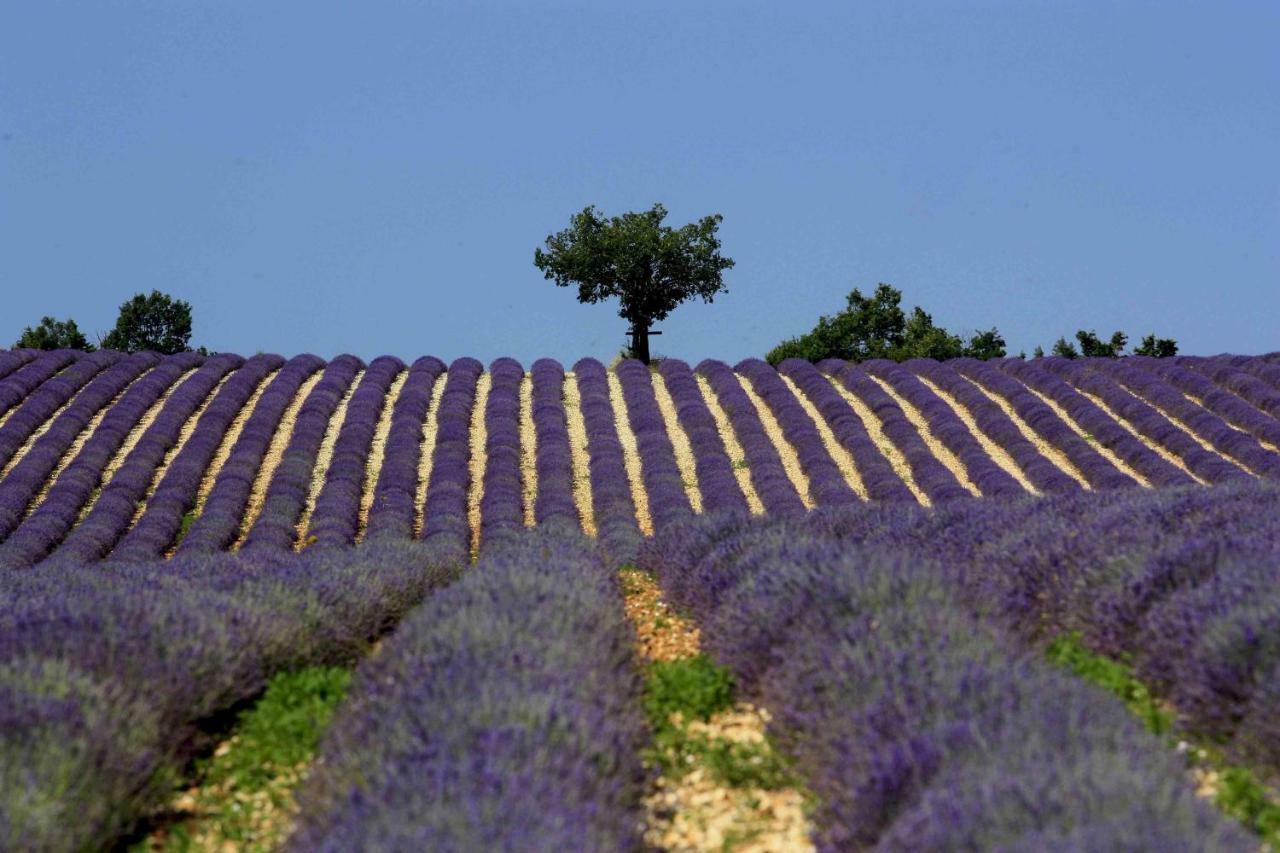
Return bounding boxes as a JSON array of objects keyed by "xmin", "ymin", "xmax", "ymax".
[
  {"xmin": 100, "ymin": 290, "xmax": 193, "ymax": 354},
  {"xmin": 1133, "ymin": 334, "xmax": 1178, "ymax": 358},
  {"xmin": 14, "ymin": 316, "xmax": 94, "ymax": 351},
  {"xmin": 534, "ymin": 204, "xmax": 734, "ymax": 364},
  {"xmin": 964, "ymin": 328, "xmax": 1007, "ymax": 361}
]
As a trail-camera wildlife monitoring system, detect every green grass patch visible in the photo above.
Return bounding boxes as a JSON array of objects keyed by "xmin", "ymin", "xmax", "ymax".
[
  {"xmin": 172, "ymin": 510, "xmax": 198, "ymax": 548},
  {"xmin": 1047, "ymin": 632, "xmax": 1280, "ymax": 847},
  {"xmin": 146, "ymin": 666, "xmax": 350, "ymax": 851},
  {"xmin": 640, "ymin": 655, "xmax": 798, "ymax": 790}
]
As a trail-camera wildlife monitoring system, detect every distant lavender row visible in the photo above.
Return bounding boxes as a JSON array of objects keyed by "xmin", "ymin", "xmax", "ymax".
[
  {"xmin": 954, "ymin": 358, "xmax": 1137, "ymax": 490},
  {"xmin": 419, "ymin": 357, "xmax": 482, "ymax": 562},
  {"xmin": 1046, "ymin": 359, "xmax": 1247, "ymax": 484},
  {"xmin": 477, "ymin": 357, "xmax": 525, "ymax": 552},
  {"xmin": 776, "ymin": 359, "xmax": 917, "ymax": 503},
  {"xmin": 1143, "ymin": 358, "xmax": 1280, "ymax": 449},
  {"xmin": 654, "ymin": 358, "xmax": 749, "ymax": 516},
  {"xmin": 1182, "ymin": 357, "xmax": 1280, "ymax": 423},
  {"xmin": 364, "ymin": 357, "xmax": 446, "ymax": 542},
  {"xmin": 0, "ymin": 349, "xmax": 81, "ymax": 422},
  {"xmin": 572, "ymin": 358, "xmax": 642, "ymax": 564},
  {"xmin": 615, "ymin": 358, "xmax": 693, "ymax": 530},
  {"xmin": 998, "ymin": 358, "xmax": 1193, "ymax": 487},
  {"xmin": 289, "ymin": 531, "xmax": 647, "ymax": 851},
  {"xmin": 695, "ymin": 359, "xmax": 807, "ymax": 517},
  {"xmin": 0, "ymin": 350, "xmax": 116, "ymax": 472},
  {"xmin": 176, "ymin": 354, "xmax": 326, "ymax": 554},
  {"xmin": 529, "ymin": 358, "xmax": 581, "ymax": 530},
  {"xmin": 864, "ymin": 358, "xmax": 1026, "ymax": 496},
  {"xmin": 737, "ymin": 357, "xmax": 859, "ymax": 508},
  {"xmin": 822, "ymin": 359, "xmax": 972, "ymax": 502},
  {"xmin": 109, "ymin": 354, "xmax": 285, "ymax": 561},
  {"xmin": 0, "ymin": 352, "xmax": 159, "ymax": 544},
  {"xmin": 0, "ymin": 351, "xmax": 211, "ymax": 569},
  {"xmin": 241, "ymin": 355, "xmax": 365, "ymax": 552},
  {"xmin": 909, "ymin": 358, "xmax": 1083, "ymax": 493},
  {"xmin": 0, "ymin": 538, "xmax": 461, "ymax": 850},
  {"xmin": 1093, "ymin": 358, "xmax": 1280, "ymax": 478},
  {"xmin": 307, "ymin": 356, "xmax": 406, "ymax": 548},
  {"xmin": 641, "ymin": 511, "xmax": 1248, "ymax": 849},
  {"xmin": 45, "ymin": 355, "xmax": 245, "ymax": 567},
  {"xmin": 0, "ymin": 349, "xmax": 36, "ymax": 384}
]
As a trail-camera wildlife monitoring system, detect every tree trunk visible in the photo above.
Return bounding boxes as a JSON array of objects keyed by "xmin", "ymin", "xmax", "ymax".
[{"xmin": 631, "ymin": 320, "xmax": 651, "ymax": 365}]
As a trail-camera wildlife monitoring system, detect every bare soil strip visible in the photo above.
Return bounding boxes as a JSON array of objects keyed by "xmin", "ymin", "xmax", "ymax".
[
  {"xmin": 1073, "ymin": 387, "xmax": 1208, "ymax": 485},
  {"xmin": 734, "ymin": 374, "xmax": 814, "ymax": 509},
  {"xmin": 914, "ymin": 375, "xmax": 1038, "ymax": 495},
  {"xmin": 234, "ymin": 371, "xmax": 327, "ymax": 548},
  {"xmin": 466, "ymin": 372, "xmax": 492, "ymax": 558},
  {"xmin": 607, "ymin": 369, "xmax": 654, "ymax": 537},
  {"xmin": 562, "ymin": 373, "xmax": 597, "ymax": 537},
  {"xmin": 620, "ymin": 569, "xmax": 814, "ymax": 852},
  {"xmin": 695, "ymin": 376, "xmax": 766, "ymax": 515},
  {"xmin": 962, "ymin": 374, "xmax": 1092, "ymax": 490},
  {"xmin": 651, "ymin": 373, "xmax": 704, "ymax": 515},
  {"xmin": 26, "ymin": 368, "xmax": 161, "ymax": 518},
  {"xmin": 823, "ymin": 375, "xmax": 930, "ymax": 506},
  {"xmin": 411, "ymin": 373, "xmax": 448, "ymax": 539},
  {"xmin": 518, "ymin": 373, "xmax": 538, "ymax": 527},
  {"xmin": 124, "ymin": 371, "xmax": 246, "ymax": 534},
  {"xmin": 354, "ymin": 370, "xmax": 407, "ymax": 543},
  {"xmin": 1014, "ymin": 381, "xmax": 1152, "ymax": 488},
  {"xmin": 865, "ymin": 375, "xmax": 982, "ymax": 497},
  {"xmin": 779, "ymin": 374, "xmax": 869, "ymax": 500},
  {"xmin": 293, "ymin": 369, "xmax": 365, "ymax": 548},
  {"xmin": 193, "ymin": 370, "xmax": 279, "ymax": 518}
]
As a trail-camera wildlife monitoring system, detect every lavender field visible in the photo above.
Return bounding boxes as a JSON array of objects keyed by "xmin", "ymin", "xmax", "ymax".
[{"xmin": 3, "ymin": 347, "xmax": 1280, "ymax": 850}]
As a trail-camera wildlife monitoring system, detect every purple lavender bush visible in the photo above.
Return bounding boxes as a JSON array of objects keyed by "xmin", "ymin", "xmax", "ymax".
[
  {"xmin": 0, "ymin": 538, "xmax": 461, "ymax": 849},
  {"xmin": 364, "ymin": 356, "xmax": 446, "ymax": 542},
  {"xmin": 821, "ymin": 359, "xmax": 973, "ymax": 503},
  {"xmin": 573, "ymin": 358, "xmax": 643, "ymax": 564},
  {"xmin": 529, "ymin": 358, "xmax": 583, "ymax": 532},
  {"xmin": 476, "ymin": 357, "xmax": 526, "ymax": 552},
  {"xmin": 0, "ymin": 349, "xmax": 82, "ymax": 423},
  {"xmin": 695, "ymin": 359, "xmax": 807, "ymax": 517},
  {"xmin": 288, "ymin": 530, "xmax": 647, "ymax": 852},
  {"xmin": 654, "ymin": 358, "xmax": 750, "ymax": 516},
  {"xmin": 108, "ymin": 353, "xmax": 285, "ymax": 561},
  {"xmin": 0, "ymin": 350, "xmax": 117, "ymax": 472},
  {"xmin": 418, "ymin": 357, "xmax": 482, "ymax": 562},
  {"xmin": 615, "ymin": 358, "xmax": 694, "ymax": 529}
]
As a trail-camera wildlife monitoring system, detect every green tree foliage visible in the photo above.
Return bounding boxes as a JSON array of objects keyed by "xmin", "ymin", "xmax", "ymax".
[
  {"xmin": 1037, "ymin": 330, "xmax": 1177, "ymax": 359},
  {"xmin": 1133, "ymin": 333, "xmax": 1178, "ymax": 357},
  {"xmin": 13, "ymin": 316, "xmax": 94, "ymax": 351},
  {"xmin": 765, "ymin": 283, "xmax": 1006, "ymax": 365},
  {"xmin": 534, "ymin": 204, "xmax": 734, "ymax": 364},
  {"xmin": 100, "ymin": 290, "xmax": 193, "ymax": 354}
]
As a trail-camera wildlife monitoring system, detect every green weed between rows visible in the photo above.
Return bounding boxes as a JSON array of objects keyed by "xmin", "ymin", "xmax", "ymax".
[
  {"xmin": 641, "ymin": 655, "xmax": 798, "ymax": 792},
  {"xmin": 1047, "ymin": 632, "xmax": 1280, "ymax": 847},
  {"xmin": 145, "ymin": 666, "xmax": 350, "ymax": 852}
]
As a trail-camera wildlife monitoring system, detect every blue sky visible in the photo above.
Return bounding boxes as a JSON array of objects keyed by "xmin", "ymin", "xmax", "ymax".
[{"xmin": 2, "ymin": 1, "xmax": 1276, "ymax": 363}]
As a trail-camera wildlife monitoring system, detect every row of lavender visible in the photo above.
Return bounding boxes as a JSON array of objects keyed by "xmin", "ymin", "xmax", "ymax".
[
  {"xmin": 289, "ymin": 530, "xmax": 647, "ymax": 849},
  {"xmin": 640, "ymin": 489, "xmax": 1274, "ymax": 849},
  {"xmin": 4, "ymin": 351, "xmax": 1280, "ymax": 568}
]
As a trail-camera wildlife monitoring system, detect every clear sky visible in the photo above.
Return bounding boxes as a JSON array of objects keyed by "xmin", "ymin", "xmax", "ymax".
[{"xmin": 2, "ymin": 1, "xmax": 1276, "ymax": 364}]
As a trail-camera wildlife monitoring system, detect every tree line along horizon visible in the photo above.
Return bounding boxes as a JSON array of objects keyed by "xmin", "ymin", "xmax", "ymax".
[{"xmin": 15, "ymin": 205, "xmax": 1178, "ymax": 363}]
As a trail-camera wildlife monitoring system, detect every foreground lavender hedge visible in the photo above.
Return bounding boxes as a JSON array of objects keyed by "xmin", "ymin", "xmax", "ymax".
[
  {"xmin": 289, "ymin": 531, "xmax": 647, "ymax": 851},
  {"xmin": 0, "ymin": 539, "xmax": 461, "ymax": 849},
  {"xmin": 641, "ymin": 511, "xmax": 1252, "ymax": 849}
]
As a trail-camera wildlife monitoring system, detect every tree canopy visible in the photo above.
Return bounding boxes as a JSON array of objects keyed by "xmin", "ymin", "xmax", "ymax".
[
  {"xmin": 534, "ymin": 203, "xmax": 734, "ymax": 363},
  {"xmin": 100, "ymin": 290, "xmax": 193, "ymax": 354},
  {"xmin": 1042, "ymin": 329, "xmax": 1177, "ymax": 359},
  {"xmin": 13, "ymin": 316, "xmax": 94, "ymax": 351},
  {"xmin": 765, "ymin": 283, "xmax": 1006, "ymax": 365}
]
